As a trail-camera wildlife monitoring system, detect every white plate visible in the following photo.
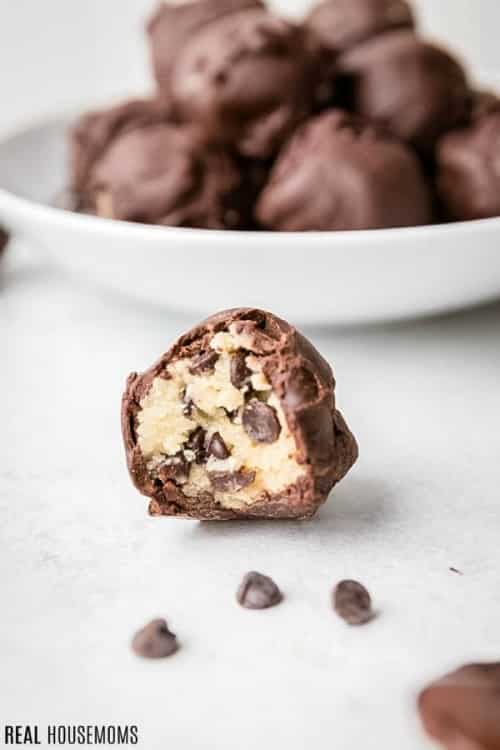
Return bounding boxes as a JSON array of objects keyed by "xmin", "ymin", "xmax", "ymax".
[{"xmin": 0, "ymin": 113, "xmax": 500, "ymax": 325}]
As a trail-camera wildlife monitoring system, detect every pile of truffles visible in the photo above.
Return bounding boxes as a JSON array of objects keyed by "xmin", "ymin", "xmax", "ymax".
[{"xmin": 70, "ymin": 0, "xmax": 500, "ymax": 231}]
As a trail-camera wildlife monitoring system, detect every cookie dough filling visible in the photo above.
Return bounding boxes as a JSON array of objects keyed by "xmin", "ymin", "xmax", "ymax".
[{"xmin": 136, "ymin": 325, "xmax": 305, "ymax": 510}]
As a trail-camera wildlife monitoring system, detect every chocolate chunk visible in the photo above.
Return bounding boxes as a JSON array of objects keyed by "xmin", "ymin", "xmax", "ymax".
[
  {"xmin": 189, "ymin": 350, "xmax": 219, "ymax": 375},
  {"xmin": 418, "ymin": 662, "xmax": 500, "ymax": 750},
  {"xmin": 242, "ymin": 399, "xmax": 281, "ymax": 444},
  {"xmin": 333, "ymin": 580, "xmax": 373, "ymax": 625},
  {"xmin": 185, "ymin": 426, "xmax": 207, "ymax": 464},
  {"xmin": 207, "ymin": 432, "xmax": 230, "ymax": 459},
  {"xmin": 131, "ymin": 618, "xmax": 179, "ymax": 659},
  {"xmin": 230, "ymin": 350, "xmax": 251, "ymax": 389},
  {"xmin": 209, "ymin": 468, "xmax": 256, "ymax": 493},
  {"xmin": 122, "ymin": 308, "xmax": 358, "ymax": 521},
  {"xmin": 183, "ymin": 397, "xmax": 194, "ymax": 417},
  {"xmin": 337, "ymin": 32, "xmax": 470, "ymax": 153},
  {"xmin": 236, "ymin": 571, "xmax": 283, "ymax": 609},
  {"xmin": 147, "ymin": 0, "xmax": 325, "ymax": 158},
  {"xmin": 157, "ymin": 453, "xmax": 191, "ymax": 484},
  {"xmin": 256, "ymin": 110, "xmax": 432, "ymax": 231}
]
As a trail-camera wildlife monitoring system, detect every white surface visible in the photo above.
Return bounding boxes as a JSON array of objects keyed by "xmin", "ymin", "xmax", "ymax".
[
  {"xmin": 2, "ymin": 241, "xmax": 500, "ymax": 749},
  {"xmin": 2, "ymin": 115, "xmax": 500, "ymax": 325},
  {"xmin": 2, "ymin": 2, "xmax": 500, "ymax": 747}
]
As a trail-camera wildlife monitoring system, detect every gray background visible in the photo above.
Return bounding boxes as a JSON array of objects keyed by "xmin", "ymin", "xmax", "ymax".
[{"xmin": 0, "ymin": 0, "xmax": 500, "ymax": 136}]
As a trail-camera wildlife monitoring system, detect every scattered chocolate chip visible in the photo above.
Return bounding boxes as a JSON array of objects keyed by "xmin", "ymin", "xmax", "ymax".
[
  {"xmin": 237, "ymin": 571, "xmax": 283, "ymax": 610},
  {"xmin": 189, "ymin": 350, "xmax": 219, "ymax": 375},
  {"xmin": 283, "ymin": 367, "xmax": 319, "ymax": 408},
  {"xmin": 157, "ymin": 453, "xmax": 190, "ymax": 484},
  {"xmin": 242, "ymin": 399, "xmax": 281, "ymax": 444},
  {"xmin": 333, "ymin": 580, "xmax": 374, "ymax": 625},
  {"xmin": 185, "ymin": 426, "xmax": 207, "ymax": 464},
  {"xmin": 209, "ymin": 468, "xmax": 256, "ymax": 493},
  {"xmin": 207, "ymin": 432, "xmax": 230, "ymax": 459},
  {"xmin": 131, "ymin": 618, "xmax": 178, "ymax": 659},
  {"xmin": 418, "ymin": 662, "xmax": 500, "ymax": 750},
  {"xmin": 230, "ymin": 350, "xmax": 251, "ymax": 389}
]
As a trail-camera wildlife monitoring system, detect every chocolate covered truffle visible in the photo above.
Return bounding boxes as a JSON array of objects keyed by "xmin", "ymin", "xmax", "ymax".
[
  {"xmin": 338, "ymin": 31, "xmax": 470, "ymax": 152},
  {"xmin": 419, "ymin": 662, "xmax": 500, "ymax": 750},
  {"xmin": 256, "ymin": 110, "xmax": 432, "ymax": 231},
  {"xmin": 71, "ymin": 98, "xmax": 171, "ymax": 195},
  {"xmin": 148, "ymin": 0, "xmax": 325, "ymax": 158},
  {"xmin": 436, "ymin": 100, "xmax": 500, "ymax": 222},
  {"xmin": 122, "ymin": 308, "xmax": 358, "ymax": 520},
  {"xmin": 306, "ymin": 0, "xmax": 415, "ymax": 53},
  {"xmin": 71, "ymin": 99, "xmax": 249, "ymax": 228}
]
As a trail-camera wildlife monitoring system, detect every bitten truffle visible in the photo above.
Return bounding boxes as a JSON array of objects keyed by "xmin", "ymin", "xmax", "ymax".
[
  {"xmin": 418, "ymin": 662, "xmax": 500, "ymax": 750},
  {"xmin": 256, "ymin": 110, "xmax": 432, "ymax": 231},
  {"xmin": 148, "ymin": 0, "xmax": 325, "ymax": 158},
  {"xmin": 70, "ymin": 99, "xmax": 249, "ymax": 228},
  {"xmin": 306, "ymin": 0, "xmax": 415, "ymax": 53},
  {"xmin": 122, "ymin": 308, "xmax": 358, "ymax": 520},
  {"xmin": 436, "ymin": 99, "xmax": 500, "ymax": 221},
  {"xmin": 338, "ymin": 31, "xmax": 470, "ymax": 152}
]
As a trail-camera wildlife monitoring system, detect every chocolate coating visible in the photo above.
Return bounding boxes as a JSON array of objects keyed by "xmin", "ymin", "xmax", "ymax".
[
  {"xmin": 70, "ymin": 99, "xmax": 253, "ymax": 228},
  {"xmin": 419, "ymin": 663, "xmax": 500, "ymax": 750},
  {"xmin": 306, "ymin": 0, "xmax": 415, "ymax": 53},
  {"xmin": 256, "ymin": 110, "xmax": 432, "ymax": 231},
  {"xmin": 338, "ymin": 31, "xmax": 470, "ymax": 152},
  {"xmin": 436, "ymin": 101, "xmax": 500, "ymax": 222},
  {"xmin": 148, "ymin": 0, "xmax": 324, "ymax": 158},
  {"xmin": 122, "ymin": 308, "xmax": 358, "ymax": 520},
  {"xmin": 71, "ymin": 98, "xmax": 171, "ymax": 194}
]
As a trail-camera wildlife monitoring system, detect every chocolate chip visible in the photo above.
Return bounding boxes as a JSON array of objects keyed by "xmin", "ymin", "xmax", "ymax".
[
  {"xmin": 283, "ymin": 367, "xmax": 319, "ymax": 408},
  {"xmin": 237, "ymin": 572, "xmax": 283, "ymax": 609},
  {"xmin": 209, "ymin": 468, "xmax": 256, "ymax": 493},
  {"xmin": 182, "ymin": 389, "xmax": 194, "ymax": 417},
  {"xmin": 230, "ymin": 350, "xmax": 251, "ymax": 389},
  {"xmin": 242, "ymin": 399, "xmax": 281, "ymax": 444},
  {"xmin": 131, "ymin": 619, "xmax": 178, "ymax": 659},
  {"xmin": 333, "ymin": 580, "xmax": 374, "ymax": 625},
  {"xmin": 189, "ymin": 350, "xmax": 219, "ymax": 376},
  {"xmin": 207, "ymin": 432, "xmax": 230, "ymax": 459},
  {"xmin": 157, "ymin": 453, "xmax": 190, "ymax": 484},
  {"xmin": 185, "ymin": 426, "xmax": 207, "ymax": 464}
]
